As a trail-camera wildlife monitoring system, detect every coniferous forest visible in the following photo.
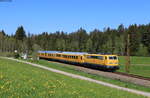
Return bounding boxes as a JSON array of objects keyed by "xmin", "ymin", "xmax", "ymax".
[{"xmin": 0, "ymin": 24, "xmax": 150, "ymax": 56}]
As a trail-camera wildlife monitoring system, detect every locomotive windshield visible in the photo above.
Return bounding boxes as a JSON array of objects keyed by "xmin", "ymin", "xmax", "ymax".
[{"xmin": 109, "ymin": 56, "xmax": 117, "ymax": 60}]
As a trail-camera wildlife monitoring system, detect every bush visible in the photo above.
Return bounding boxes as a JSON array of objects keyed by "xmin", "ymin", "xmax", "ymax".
[{"xmin": 13, "ymin": 52, "xmax": 20, "ymax": 58}]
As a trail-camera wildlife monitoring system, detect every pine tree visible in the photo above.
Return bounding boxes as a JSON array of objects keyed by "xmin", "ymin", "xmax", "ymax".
[{"xmin": 15, "ymin": 26, "xmax": 26, "ymax": 41}]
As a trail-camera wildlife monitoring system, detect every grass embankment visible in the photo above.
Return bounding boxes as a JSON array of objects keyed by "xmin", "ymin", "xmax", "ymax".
[
  {"xmin": 0, "ymin": 58, "xmax": 147, "ymax": 98},
  {"xmin": 27, "ymin": 59, "xmax": 150, "ymax": 92},
  {"xmin": 118, "ymin": 56, "xmax": 150, "ymax": 78}
]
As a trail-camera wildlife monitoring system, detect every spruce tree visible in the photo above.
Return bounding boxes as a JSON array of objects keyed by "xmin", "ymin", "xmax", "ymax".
[{"xmin": 15, "ymin": 26, "xmax": 26, "ymax": 41}]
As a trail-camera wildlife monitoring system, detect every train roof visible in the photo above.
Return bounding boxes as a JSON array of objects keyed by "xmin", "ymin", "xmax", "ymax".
[
  {"xmin": 38, "ymin": 51, "xmax": 88, "ymax": 55},
  {"xmin": 61, "ymin": 52, "xmax": 88, "ymax": 55},
  {"xmin": 38, "ymin": 51, "xmax": 116, "ymax": 55},
  {"xmin": 38, "ymin": 51, "xmax": 61, "ymax": 53}
]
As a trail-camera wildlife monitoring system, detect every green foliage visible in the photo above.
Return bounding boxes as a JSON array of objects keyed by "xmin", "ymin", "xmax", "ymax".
[
  {"xmin": 136, "ymin": 44, "xmax": 149, "ymax": 56},
  {"xmin": 13, "ymin": 52, "xmax": 20, "ymax": 58},
  {"xmin": 14, "ymin": 26, "xmax": 26, "ymax": 41},
  {"xmin": 32, "ymin": 44, "xmax": 41, "ymax": 61},
  {"xmin": 0, "ymin": 30, "xmax": 5, "ymax": 37},
  {"xmin": 85, "ymin": 38, "xmax": 92, "ymax": 52},
  {"xmin": 1, "ymin": 24, "xmax": 150, "ymax": 56}
]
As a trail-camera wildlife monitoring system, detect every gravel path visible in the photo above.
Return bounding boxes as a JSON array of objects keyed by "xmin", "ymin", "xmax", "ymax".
[{"xmin": 1, "ymin": 57, "xmax": 150, "ymax": 97}]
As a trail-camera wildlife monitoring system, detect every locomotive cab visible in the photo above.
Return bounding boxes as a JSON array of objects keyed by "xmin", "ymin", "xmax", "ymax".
[{"xmin": 104, "ymin": 55, "xmax": 119, "ymax": 70}]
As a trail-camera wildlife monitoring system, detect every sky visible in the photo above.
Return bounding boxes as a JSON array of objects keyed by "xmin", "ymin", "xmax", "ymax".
[{"xmin": 0, "ymin": 0, "xmax": 150, "ymax": 35}]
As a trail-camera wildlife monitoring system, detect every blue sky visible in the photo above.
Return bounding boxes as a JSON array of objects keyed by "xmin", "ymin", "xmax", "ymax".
[{"xmin": 0, "ymin": 0, "xmax": 150, "ymax": 35}]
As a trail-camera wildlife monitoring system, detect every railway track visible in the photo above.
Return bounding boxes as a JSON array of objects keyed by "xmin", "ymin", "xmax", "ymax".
[
  {"xmin": 47, "ymin": 60, "xmax": 150, "ymax": 87},
  {"xmin": 114, "ymin": 72, "xmax": 150, "ymax": 81}
]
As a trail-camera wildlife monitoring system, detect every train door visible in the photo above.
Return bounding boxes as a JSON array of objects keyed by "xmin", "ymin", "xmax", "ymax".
[
  {"xmin": 80, "ymin": 55, "xmax": 85, "ymax": 63},
  {"xmin": 104, "ymin": 56, "xmax": 108, "ymax": 65}
]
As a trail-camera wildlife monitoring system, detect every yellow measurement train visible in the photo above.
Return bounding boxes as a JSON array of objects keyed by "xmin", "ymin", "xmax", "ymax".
[{"xmin": 38, "ymin": 51, "xmax": 119, "ymax": 71}]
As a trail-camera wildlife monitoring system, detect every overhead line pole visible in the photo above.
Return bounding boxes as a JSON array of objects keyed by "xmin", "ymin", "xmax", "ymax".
[{"xmin": 125, "ymin": 34, "xmax": 130, "ymax": 73}]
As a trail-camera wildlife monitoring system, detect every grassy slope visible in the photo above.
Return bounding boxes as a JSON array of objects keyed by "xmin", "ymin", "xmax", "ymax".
[
  {"xmin": 118, "ymin": 56, "xmax": 150, "ymax": 77},
  {"xmin": 27, "ymin": 59, "xmax": 150, "ymax": 92},
  {"xmin": 0, "ymin": 58, "xmax": 148, "ymax": 98}
]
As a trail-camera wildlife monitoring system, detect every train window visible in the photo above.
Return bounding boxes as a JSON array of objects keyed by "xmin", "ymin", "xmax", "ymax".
[
  {"xmin": 56, "ymin": 54, "xmax": 61, "ymax": 57},
  {"xmin": 98, "ymin": 56, "xmax": 103, "ymax": 60},
  {"xmin": 109, "ymin": 56, "xmax": 117, "ymax": 60},
  {"xmin": 87, "ymin": 56, "xmax": 103, "ymax": 60},
  {"xmin": 87, "ymin": 56, "xmax": 96, "ymax": 59},
  {"xmin": 87, "ymin": 56, "xmax": 91, "ymax": 59},
  {"xmin": 113, "ymin": 56, "xmax": 117, "ymax": 59},
  {"xmin": 109, "ymin": 56, "xmax": 113, "ymax": 60}
]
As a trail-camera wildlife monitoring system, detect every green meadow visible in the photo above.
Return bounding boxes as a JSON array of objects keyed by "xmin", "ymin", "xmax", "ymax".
[
  {"xmin": 118, "ymin": 56, "xmax": 150, "ymax": 78},
  {"xmin": 26, "ymin": 58, "xmax": 150, "ymax": 93},
  {"xmin": 0, "ymin": 58, "xmax": 148, "ymax": 98}
]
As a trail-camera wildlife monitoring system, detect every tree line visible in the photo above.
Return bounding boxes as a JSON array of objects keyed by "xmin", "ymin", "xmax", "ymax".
[{"xmin": 0, "ymin": 24, "xmax": 150, "ymax": 56}]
